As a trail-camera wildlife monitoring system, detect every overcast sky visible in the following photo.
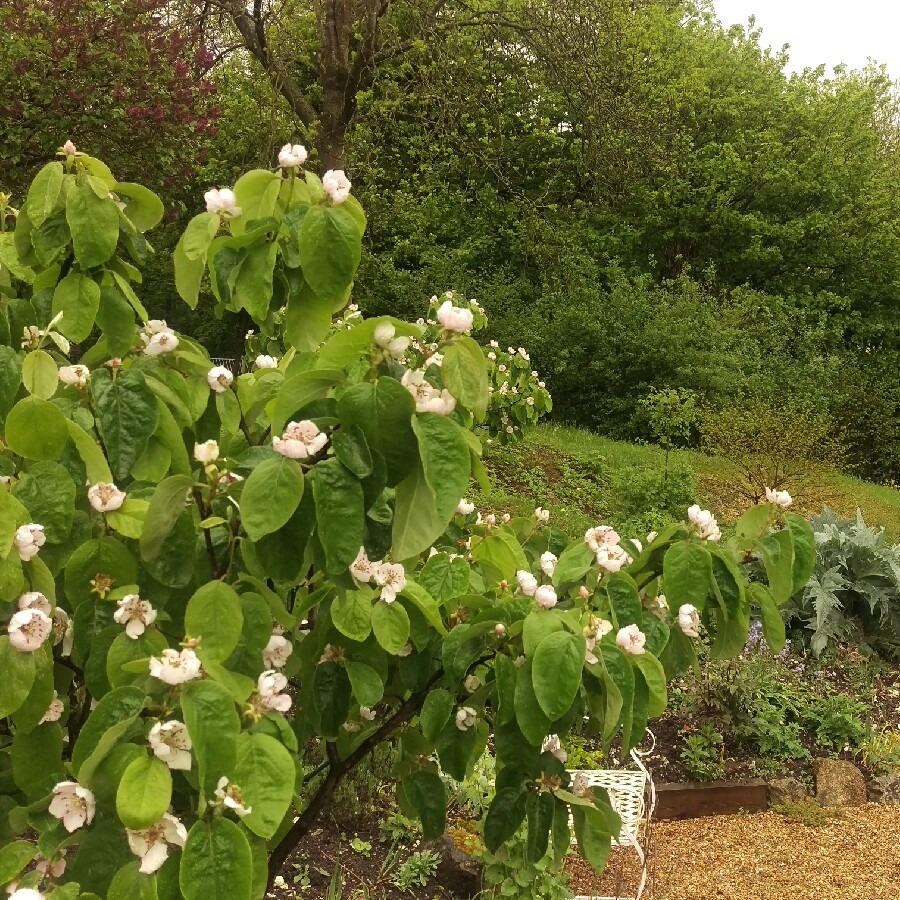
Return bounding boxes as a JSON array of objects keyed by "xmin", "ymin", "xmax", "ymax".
[{"xmin": 713, "ymin": 0, "xmax": 900, "ymax": 77}]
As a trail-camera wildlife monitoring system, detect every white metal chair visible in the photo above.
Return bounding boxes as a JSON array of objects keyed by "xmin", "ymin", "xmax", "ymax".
[{"xmin": 569, "ymin": 732, "xmax": 656, "ymax": 900}]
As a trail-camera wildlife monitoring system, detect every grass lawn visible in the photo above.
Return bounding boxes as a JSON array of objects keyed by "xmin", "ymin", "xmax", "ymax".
[{"xmin": 473, "ymin": 423, "xmax": 900, "ymax": 541}]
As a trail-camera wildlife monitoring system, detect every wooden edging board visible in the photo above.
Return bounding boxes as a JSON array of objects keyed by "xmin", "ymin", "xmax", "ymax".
[{"xmin": 654, "ymin": 778, "xmax": 769, "ymax": 821}]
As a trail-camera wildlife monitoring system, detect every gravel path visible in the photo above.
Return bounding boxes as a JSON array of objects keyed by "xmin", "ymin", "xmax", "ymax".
[{"xmin": 568, "ymin": 805, "xmax": 900, "ymax": 899}]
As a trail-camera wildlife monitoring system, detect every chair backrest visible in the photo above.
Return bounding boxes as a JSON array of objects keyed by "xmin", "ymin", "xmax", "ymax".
[{"xmin": 569, "ymin": 767, "xmax": 647, "ymax": 846}]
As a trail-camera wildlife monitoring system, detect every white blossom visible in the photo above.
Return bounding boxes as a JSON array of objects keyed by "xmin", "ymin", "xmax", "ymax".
[
  {"xmin": 149, "ymin": 721, "xmax": 193, "ymax": 771},
  {"xmin": 494, "ymin": 623, "xmax": 507, "ymax": 636},
  {"xmin": 127, "ymin": 813, "xmax": 187, "ymax": 874},
  {"xmin": 687, "ymin": 504, "xmax": 721, "ymax": 542},
  {"xmin": 262, "ymin": 634, "xmax": 293, "ymax": 669},
  {"xmin": 149, "ymin": 648, "xmax": 202, "ymax": 685},
  {"xmin": 194, "ymin": 440, "xmax": 219, "ymax": 463},
  {"xmin": 595, "ymin": 543, "xmax": 633, "ymax": 573},
  {"xmin": 143, "ymin": 331, "xmax": 179, "ymax": 356},
  {"xmin": 677, "ymin": 604, "xmax": 700, "ymax": 638},
  {"xmin": 349, "ymin": 546, "xmax": 379, "ymax": 582},
  {"xmin": 255, "ymin": 355, "xmax": 278, "ymax": 370},
  {"xmin": 214, "ymin": 777, "xmax": 252, "ymax": 817},
  {"xmin": 8, "ymin": 608, "xmax": 52, "ymax": 652},
  {"xmin": 18, "ymin": 591, "xmax": 51, "ymax": 616},
  {"xmin": 436, "ymin": 300, "xmax": 473, "ymax": 333},
  {"xmin": 88, "ymin": 482, "xmax": 126, "ymax": 513},
  {"xmin": 400, "ymin": 369, "xmax": 456, "ymax": 415},
  {"xmin": 516, "ymin": 570, "xmax": 538, "ymax": 597},
  {"xmin": 584, "ymin": 525, "xmax": 620, "ymax": 553},
  {"xmin": 273, "ymin": 420, "xmax": 329, "ymax": 459},
  {"xmin": 541, "ymin": 734, "xmax": 567, "ymax": 763},
  {"xmin": 455, "ymin": 707, "xmax": 477, "ymax": 731},
  {"xmin": 114, "ymin": 594, "xmax": 157, "ymax": 639},
  {"xmin": 322, "ymin": 170, "xmax": 352, "ymax": 204},
  {"xmin": 425, "ymin": 352, "xmax": 443, "ymax": 367},
  {"xmin": 53, "ymin": 607, "xmax": 73, "ymax": 656},
  {"xmin": 464, "ymin": 675, "xmax": 480, "ymax": 693},
  {"xmin": 615, "ymin": 624, "xmax": 646, "ymax": 656},
  {"xmin": 534, "ymin": 584, "xmax": 558, "ymax": 609},
  {"xmin": 359, "ymin": 706, "xmax": 376, "ymax": 721},
  {"xmin": 374, "ymin": 562, "xmax": 406, "ymax": 603},
  {"xmin": 204, "ymin": 187, "xmax": 241, "ymax": 218},
  {"xmin": 539, "ymin": 551, "xmax": 557, "ymax": 577},
  {"xmin": 278, "ymin": 143, "xmax": 308, "ymax": 168},
  {"xmin": 207, "ymin": 365, "xmax": 234, "ymax": 393},
  {"xmin": 40, "ymin": 690, "xmax": 64, "ymax": 724},
  {"xmin": 63, "ymin": 140, "xmax": 77, "ymax": 155},
  {"xmin": 373, "ymin": 322, "xmax": 410, "ymax": 358},
  {"xmin": 396, "ymin": 642, "xmax": 413, "ymax": 657},
  {"xmin": 456, "ymin": 499, "xmax": 475, "ymax": 516},
  {"xmin": 10, "ymin": 890, "xmax": 46, "ymax": 900},
  {"xmin": 257, "ymin": 670, "xmax": 292, "ymax": 713},
  {"xmin": 58, "ymin": 364, "xmax": 90, "ymax": 389},
  {"xmin": 14, "ymin": 524, "xmax": 45, "ymax": 561},
  {"xmin": 584, "ymin": 616, "xmax": 614, "ymax": 665},
  {"xmin": 765, "ymin": 487, "xmax": 793, "ymax": 508},
  {"xmin": 49, "ymin": 781, "xmax": 95, "ymax": 832}
]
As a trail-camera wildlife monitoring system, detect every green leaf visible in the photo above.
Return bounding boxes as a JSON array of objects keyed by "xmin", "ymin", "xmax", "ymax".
[
  {"xmin": 67, "ymin": 419, "xmax": 114, "ymax": 483},
  {"xmin": 65, "ymin": 819, "xmax": 132, "ymax": 896},
  {"xmin": 65, "ymin": 537, "xmax": 138, "ymax": 608},
  {"xmin": 471, "ymin": 529, "xmax": 529, "ymax": 583},
  {"xmin": 332, "ymin": 590, "xmax": 373, "ymax": 642},
  {"xmin": 115, "ymin": 183, "xmax": 164, "ymax": 232},
  {"xmin": 233, "ymin": 240, "xmax": 277, "ymax": 322},
  {"xmin": 372, "ymin": 600, "xmax": 411, "ymax": 654},
  {"xmin": 107, "ymin": 860, "xmax": 160, "ymax": 900},
  {"xmin": 269, "ymin": 368, "xmax": 343, "ymax": 437},
  {"xmin": 181, "ymin": 212, "xmax": 221, "ymax": 260},
  {"xmin": 391, "ymin": 460, "xmax": 443, "ymax": 562},
  {"xmin": 52, "ymin": 271, "xmax": 101, "ymax": 342},
  {"xmin": 284, "ymin": 284, "xmax": 333, "ymax": 351},
  {"xmin": 484, "ymin": 787, "xmax": 527, "ymax": 853},
  {"xmin": 72, "ymin": 685, "xmax": 145, "ymax": 784},
  {"xmin": 241, "ymin": 456, "xmax": 304, "ymax": 541},
  {"xmin": 629, "ymin": 652, "xmax": 667, "ymax": 717},
  {"xmin": 185, "ymin": 582, "xmax": 245, "ymax": 663},
  {"xmin": 532, "ymin": 631, "xmax": 585, "ymax": 721},
  {"xmin": 345, "ymin": 661, "xmax": 383, "ymax": 708},
  {"xmin": 337, "ymin": 378, "xmax": 416, "ymax": 487},
  {"xmin": 0, "ymin": 841, "xmax": 36, "ymax": 886},
  {"xmin": 412, "ymin": 413, "xmax": 471, "ymax": 524},
  {"xmin": 311, "ymin": 457, "xmax": 364, "ymax": 574},
  {"xmin": 174, "ymin": 239, "xmax": 205, "ymax": 309},
  {"xmin": 733, "ymin": 504, "xmax": 772, "ymax": 542},
  {"xmin": 106, "ymin": 629, "xmax": 167, "ymax": 688},
  {"xmin": 662, "ymin": 541, "xmax": 712, "ymax": 614},
  {"xmin": 26, "ymin": 162, "xmax": 64, "ymax": 228},
  {"xmin": 442, "ymin": 338, "xmax": 489, "ymax": 421},
  {"xmin": 785, "ymin": 513, "xmax": 816, "ymax": 596},
  {"xmin": 420, "ymin": 689, "xmax": 454, "ymax": 744},
  {"xmin": 12, "ymin": 460, "xmax": 75, "ymax": 543},
  {"xmin": 299, "ymin": 205, "xmax": 362, "ymax": 303},
  {"xmin": 526, "ymin": 792, "xmax": 555, "ymax": 863},
  {"xmin": 312, "ymin": 661, "xmax": 351, "ymax": 739},
  {"xmin": 107, "ymin": 498, "xmax": 150, "ymax": 540},
  {"xmin": 116, "ymin": 754, "xmax": 173, "ymax": 829},
  {"xmin": 12, "ymin": 721, "xmax": 63, "ymax": 796},
  {"xmin": 5, "ymin": 396, "xmax": 69, "ymax": 460},
  {"xmin": 180, "ymin": 817, "xmax": 252, "ymax": 900},
  {"xmin": 572, "ymin": 807, "xmax": 612, "ymax": 874},
  {"xmin": 67, "ymin": 177, "xmax": 119, "ymax": 267},
  {"xmin": 551, "ymin": 541, "xmax": 594, "ymax": 588},
  {"xmin": 140, "ymin": 475, "xmax": 193, "ymax": 562},
  {"xmin": 606, "ymin": 572, "xmax": 643, "ymax": 628},
  {"xmin": 402, "ymin": 770, "xmax": 447, "ymax": 841},
  {"xmin": 748, "ymin": 582, "xmax": 785, "ymax": 653},
  {"xmin": 757, "ymin": 530, "xmax": 795, "ymax": 605},
  {"xmin": 182, "ymin": 680, "xmax": 240, "ymax": 802},
  {"xmin": 0, "ymin": 636, "xmax": 36, "ymax": 718},
  {"xmin": 418, "ymin": 554, "xmax": 470, "ymax": 602},
  {"xmin": 22, "ymin": 349, "xmax": 58, "ymax": 399},
  {"xmin": 400, "ymin": 581, "xmax": 447, "ymax": 635},
  {"xmin": 232, "ymin": 732, "xmax": 295, "ymax": 839},
  {"xmin": 90, "ymin": 367, "xmax": 159, "ymax": 480},
  {"xmin": 514, "ymin": 659, "xmax": 551, "ymax": 746},
  {"xmin": 232, "ymin": 170, "xmax": 281, "ymax": 232},
  {"xmin": 522, "ymin": 609, "xmax": 565, "ymax": 657},
  {"xmin": 332, "ymin": 425, "xmax": 373, "ymax": 478}
]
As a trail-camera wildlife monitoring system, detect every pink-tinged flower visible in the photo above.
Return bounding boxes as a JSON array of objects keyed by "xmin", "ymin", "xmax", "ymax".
[
  {"xmin": 436, "ymin": 300, "xmax": 473, "ymax": 333},
  {"xmin": 58, "ymin": 364, "xmax": 89, "ymax": 388},
  {"xmin": 541, "ymin": 734, "xmax": 567, "ymax": 763},
  {"xmin": 257, "ymin": 670, "xmax": 292, "ymax": 713},
  {"xmin": 595, "ymin": 543, "xmax": 632, "ymax": 573},
  {"xmin": 114, "ymin": 594, "xmax": 156, "ymax": 639},
  {"xmin": 516, "ymin": 570, "xmax": 538, "ymax": 597},
  {"xmin": 63, "ymin": 140, "xmax": 77, "ymax": 155},
  {"xmin": 35, "ymin": 848, "xmax": 67, "ymax": 878},
  {"xmin": 8, "ymin": 608, "xmax": 52, "ymax": 652},
  {"xmin": 374, "ymin": 562, "xmax": 406, "ymax": 603},
  {"xmin": 539, "ymin": 551, "xmax": 557, "ymax": 577},
  {"xmin": 349, "ymin": 547, "xmax": 379, "ymax": 583},
  {"xmin": 262, "ymin": 634, "xmax": 292, "ymax": 669},
  {"xmin": 53, "ymin": 607, "xmax": 73, "ymax": 656},
  {"xmin": 88, "ymin": 482, "xmax": 126, "ymax": 513},
  {"xmin": 535, "ymin": 584, "xmax": 558, "ymax": 609},
  {"xmin": 126, "ymin": 813, "xmax": 187, "ymax": 874},
  {"xmin": 18, "ymin": 591, "xmax": 51, "ymax": 616},
  {"xmin": 678, "ymin": 604, "xmax": 700, "ymax": 638},
  {"xmin": 40, "ymin": 690, "xmax": 64, "ymax": 724},
  {"xmin": 213, "ymin": 777, "xmax": 252, "ymax": 817},
  {"xmin": 583, "ymin": 615, "xmax": 614, "ymax": 665},
  {"xmin": 455, "ymin": 707, "xmax": 477, "ymax": 731},
  {"xmin": 204, "ymin": 187, "xmax": 241, "ymax": 217},
  {"xmin": 207, "ymin": 365, "xmax": 233, "ymax": 393},
  {"xmin": 494, "ymin": 623, "xmax": 507, "ymax": 636},
  {"xmin": 687, "ymin": 505, "xmax": 721, "ymax": 542},
  {"xmin": 255, "ymin": 355, "xmax": 278, "ymax": 369},
  {"xmin": 273, "ymin": 420, "xmax": 328, "ymax": 459},
  {"xmin": 534, "ymin": 507, "xmax": 550, "ymax": 523},
  {"xmin": 149, "ymin": 720, "xmax": 192, "ymax": 770},
  {"xmin": 278, "ymin": 143, "xmax": 308, "ymax": 168},
  {"xmin": 14, "ymin": 524, "xmax": 45, "ymax": 561},
  {"xmin": 400, "ymin": 369, "xmax": 457, "ymax": 415},
  {"xmin": 149, "ymin": 648, "xmax": 202, "ymax": 685},
  {"xmin": 456, "ymin": 499, "xmax": 475, "ymax": 516},
  {"xmin": 194, "ymin": 439, "xmax": 219, "ymax": 463},
  {"xmin": 765, "ymin": 487, "xmax": 793, "ymax": 509},
  {"xmin": 322, "ymin": 170, "xmax": 351, "ymax": 204},
  {"xmin": 615, "ymin": 624, "xmax": 646, "ymax": 656},
  {"xmin": 49, "ymin": 781, "xmax": 95, "ymax": 832},
  {"xmin": 579, "ymin": 586, "xmax": 590, "ymax": 600},
  {"xmin": 143, "ymin": 331, "xmax": 179, "ymax": 356},
  {"xmin": 584, "ymin": 525, "xmax": 620, "ymax": 553}
]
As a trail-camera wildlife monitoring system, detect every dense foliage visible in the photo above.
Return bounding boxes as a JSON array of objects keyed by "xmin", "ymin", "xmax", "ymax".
[{"xmin": 0, "ymin": 145, "xmax": 815, "ymax": 899}]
